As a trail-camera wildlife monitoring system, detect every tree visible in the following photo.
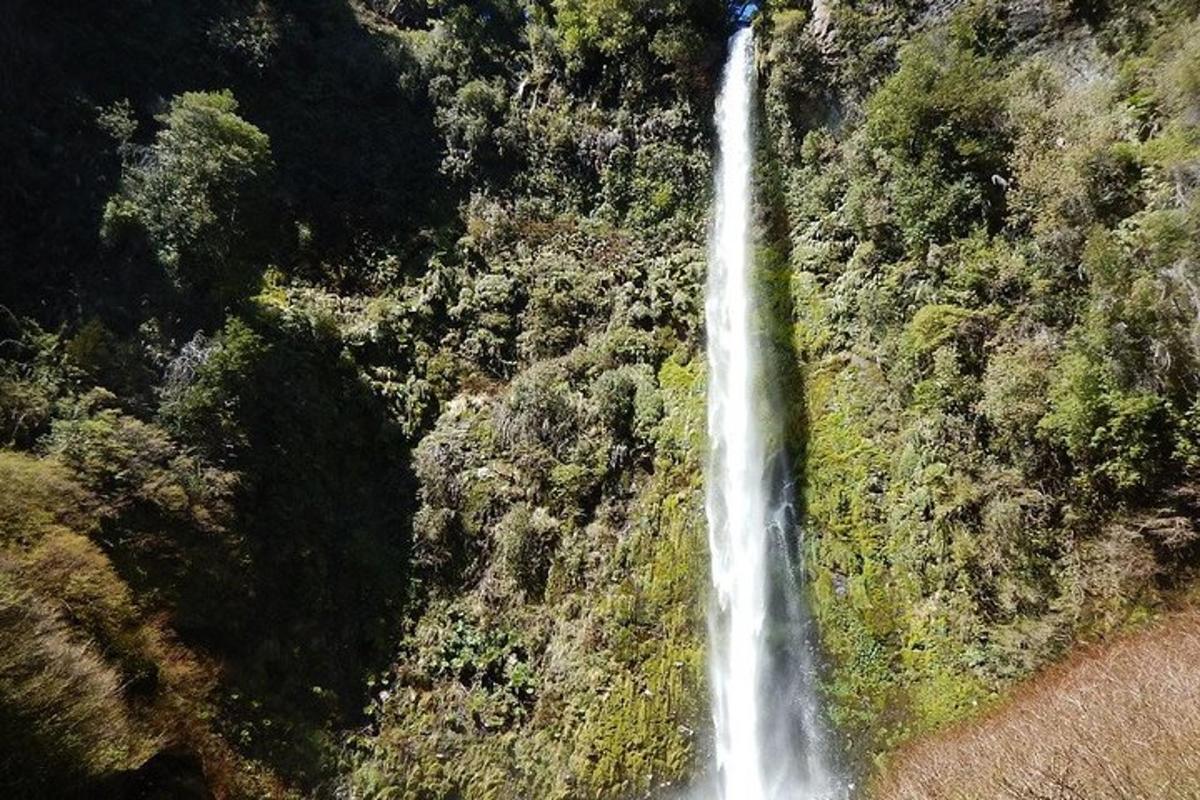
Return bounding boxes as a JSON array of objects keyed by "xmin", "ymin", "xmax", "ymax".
[{"xmin": 102, "ymin": 91, "xmax": 274, "ymax": 312}]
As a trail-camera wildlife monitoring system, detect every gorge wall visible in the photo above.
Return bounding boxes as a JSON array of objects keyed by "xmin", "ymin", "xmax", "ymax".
[
  {"xmin": 754, "ymin": 0, "xmax": 1200, "ymax": 779},
  {"xmin": 2, "ymin": 1, "xmax": 1199, "ymax": 798}
]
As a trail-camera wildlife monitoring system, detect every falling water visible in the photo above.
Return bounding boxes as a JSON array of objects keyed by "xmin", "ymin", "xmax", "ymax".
[{"xmin": 704, "ymin": 27, "xmax": 842, "ymax": 800}]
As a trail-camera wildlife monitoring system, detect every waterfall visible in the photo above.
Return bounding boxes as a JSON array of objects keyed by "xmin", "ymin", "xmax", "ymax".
[{"xmin": 704, "ymin": 27, "xmax": 842, "ymax": 800}]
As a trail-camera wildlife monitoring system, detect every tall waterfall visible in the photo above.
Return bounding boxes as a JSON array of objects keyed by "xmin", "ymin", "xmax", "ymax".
[{"xmin": 704, "ymin": 27, "xmax": 841, "ymax": 800}]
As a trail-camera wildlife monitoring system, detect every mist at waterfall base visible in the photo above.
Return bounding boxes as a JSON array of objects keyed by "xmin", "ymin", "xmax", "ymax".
[{"xmin": 702, "ymin": 28, "xmax": 844, "ymax": 800}]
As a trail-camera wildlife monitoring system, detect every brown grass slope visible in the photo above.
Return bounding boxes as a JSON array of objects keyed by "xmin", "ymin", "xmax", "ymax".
[{"xmin": 875, "ymin": 609, "xmax": 1200, "ymax": 800}]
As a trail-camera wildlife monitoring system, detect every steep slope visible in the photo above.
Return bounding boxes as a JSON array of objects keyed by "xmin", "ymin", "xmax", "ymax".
[
  {"xmin": 755, "ymin": 0, "xmax": 1200, "ymax": 779},
  {"xmin": 876, "ymin": 607, "xmax": 1200, "ymax": 799},
  {"xmin": 7, "ymin": 0, "xmax": 1200, "ymax": 796},
  {"xmin": 0, "ymin": 1, "xmax": 729, "ymax": 796}
]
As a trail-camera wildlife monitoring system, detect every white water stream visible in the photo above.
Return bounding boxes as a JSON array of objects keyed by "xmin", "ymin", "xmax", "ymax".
[{"xmin": 704, "ymin": 28, "xmax": 843, "ymax": 800}]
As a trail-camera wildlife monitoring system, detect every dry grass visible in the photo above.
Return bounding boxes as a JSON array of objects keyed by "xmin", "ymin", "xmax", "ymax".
[
  {"xmin": 875, "ymin": 610, "xmax": 1200, "ymax": 800},
  {"xmin": 0, "ymin": 562, "xmax": 138, "ymax": 790}
]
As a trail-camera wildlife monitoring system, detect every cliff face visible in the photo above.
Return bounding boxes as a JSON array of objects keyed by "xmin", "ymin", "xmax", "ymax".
[
  {"xmin": 756, "ymin": 0, "xmax": 1200, "ymax": 772},
  {"xmin": 1, "ymin": 2, "xmax": 728, "ymax": 796}
]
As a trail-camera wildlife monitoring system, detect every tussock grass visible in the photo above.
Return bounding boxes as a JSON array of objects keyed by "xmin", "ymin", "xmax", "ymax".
[
  {"xmin": 0, "ymin": 563, "xmax": 137, "ymax": 792},
  {"xmin": 875, "ymin": 610, "xmax": 1200, "ymax": 799}
]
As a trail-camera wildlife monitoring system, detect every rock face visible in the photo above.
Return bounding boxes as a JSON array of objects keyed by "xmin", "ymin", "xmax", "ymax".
[
  {"xmin": 1006, "ymin": 0, "xmax": 1059, "ymax": 38},
  {"xmin": 810, "ymin": 0, "xmax": 834, "ymax": 44},
  {"xmin": 915, "ymin": 0, "xmax": 970, "ymax": 27},
  {"xmin": 914, "ymin": 0, "xmax": 1060, "ymax": 35}
]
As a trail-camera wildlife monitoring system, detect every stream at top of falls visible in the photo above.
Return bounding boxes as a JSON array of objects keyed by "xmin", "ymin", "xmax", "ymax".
[{"xmin": 703, "ymin": 27, "xmax": 846, "ymax": 800}]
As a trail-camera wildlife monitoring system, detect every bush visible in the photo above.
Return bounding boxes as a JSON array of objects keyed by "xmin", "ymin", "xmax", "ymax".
[
  {"xmin": 518, "ymin": 250, "xmax": 611, "ymax": 362},
  {"xmin": 0, "ymin": 321, "xmax": 68, "ymax": 449},
  {"xmin": 158, "ymin": 307, "xmax": 413, "ymax": 773},
  {"xmin": 495, "ymin": 504, "xmax": 560, "ymax": 598},
  {"xmin": 437, "ymin": 78, "xmax": 510, "ymax": 179},
  {"xmin": 496, "ymin": 362, "xmax": 585, "ymax": 463},
  {"xmin": 551, "ymin": 0, "xmax": 726, "ymax": 101},
  {"xmin": 591, "ymin": 364, "xmax": 659, "ymax": 452},
  {"xmin": 864, "ymin": 33, "xmax": 1011, "ymax": 248},
  {"xmin": 63, "ymin": 319, "xmax": 155, "ymax": 401},
  {"xmin": 899, "ymin": 304, "xmax": 990, "ymax": 387},
  {"xmin": 421, "ymin": 608, "xmax": 537, "ymax": 731},
  {"xmin": 48, "ymin": 400, "xmax": 233, "ymax": 523},
  {"xmin": 979, "ymin": 335, "xmax": 1058, "ymax": 461},
  {"xmin": 414, "ymin": 397, "xmax": 496, "ymax": 511},
  {"xmin": 1041, "ymin": 349, "xmax": 1175, "ymax": 494},
  {"xmin": 1083, "ymin": 143, "xmax": 1145, "ymax": 223}
]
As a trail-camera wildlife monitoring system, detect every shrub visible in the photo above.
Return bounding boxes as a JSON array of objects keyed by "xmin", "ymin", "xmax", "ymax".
[
  {"xmin": 1083, "ymin": 143, "xmax": 1145, "ymax": 223},
  {"xmin": 899, "ymin": 304, "xmax": 990, "ymax": 386},
  {"xmin": 1156, "ymin": 16, "xmax": 1200, "ymax": 122},
  {"xmin": 437, "ymin": 78, "xmax": 509, "ymax": 179},
  {"xmin": 551, "ymin": 0, "xmax": 726, "ymax": 101},
  {"xmin": 495, "ymin": 504, "xmax": 560, "ymax": 598},
  {"xmin": 865, "ymin": 34, "xmax": 1011, "ymax": 248},
  {"xmin": 496, "ymin": 363, "xmax": 585, "ymax": 463},
  {"xmin": 47, "ymin": 402, "xmax": 231, "ymax": 521},
  {"xmin": 554, "ymin": 0, "xmax": 642, "ymax": 59},
  {"xmin": 0, "ymin": 321, "xmax": 68, "ymax": 449},
  {"xmin": 1041, "ymin": 347, "xmax": 1175, "ymax": 494},
  {"xmin": 590, "ymin": 364, "xmax": 659, "ymax": 452},
  {"xmin": 979, "ymin": 334, "xmax": 1058, "ymax": 461},
  {"xmin": 518, "ymin": 250, "xmax": 610, "ymax": 362},
  {"xmin": 63, "ymin": 319, "xmax": 154, "ymax": 400},
  {"xmin": 422, "ymin": 608, "xmax": 538, "ymax": 731},
  {"xmin": 158, "ymin": 307, "xmax": 413, "ymax": 769}
]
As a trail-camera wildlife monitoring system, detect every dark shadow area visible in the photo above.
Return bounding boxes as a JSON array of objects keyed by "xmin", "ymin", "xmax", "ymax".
[
  {"xmin": 156, "ymin": 307, "xmax": 416, "ymax": 786},
  {"xmin": 0, "ymin": 0, "xmax": 452, "ymax": 328},
  {"xmin": 89, "ymin": 750, "xmax": 214, "ymax": 800},
  {"xmin": 751, "ymin": 69, "xmax": 855, "ymax": 790},
  {"xmin": 1, "ymin": 2, "xmax": 433, "ymax": 787}
]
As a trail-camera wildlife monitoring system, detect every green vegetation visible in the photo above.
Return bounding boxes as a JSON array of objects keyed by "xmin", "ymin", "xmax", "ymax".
[
  {"xmin": 6, "ymin": 0, "xmax": 1200, "ymax": 796},
  {"xmin": 758, "ymin": 0, "xmax": 1200, "ymax": 773},
  {"xmin": 102, "ymin": 91, "xmax": 275, "ymax": 312},
  {"xmin": 2, "ymin": 0, "xmax": 726, "ymax": 796},
  {"xmin": 349, "ymin": 354, "xmax": 708, "ymax": 799}
]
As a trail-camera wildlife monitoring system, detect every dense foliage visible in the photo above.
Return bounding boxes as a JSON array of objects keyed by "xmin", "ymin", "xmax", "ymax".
[
  {"xmin": 6, "ymin": 0, "xmax": 1200, "ymax": 797},
  {"xmin": 1, "ymin": 0, "xmax": 728, "ymax": 796},
  {"xmin": 757, "ymin": 0, "xmax": 1200, "ymax": 771}
]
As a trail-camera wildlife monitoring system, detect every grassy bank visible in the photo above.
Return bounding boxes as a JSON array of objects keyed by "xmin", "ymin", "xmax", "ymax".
[{"xmin": 875, "ymin": 606, "xmax": 1200, "ymax": 799}]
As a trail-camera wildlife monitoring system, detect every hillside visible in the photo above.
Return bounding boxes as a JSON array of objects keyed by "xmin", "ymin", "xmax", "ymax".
[
  {"xmin": 876, "ymin": 607, "xmax": 1200, "ymax": 798},
  {"xmin": 754, "ymin": 0, "xmax": 1200, "ymax": 781},
  {"xmin": 3, "ymin": 0, "xmax": 1200, "ymax": 798},
  {"xmin": 2, "ymin": 1, "xmax": 726, "ymax": 795}
]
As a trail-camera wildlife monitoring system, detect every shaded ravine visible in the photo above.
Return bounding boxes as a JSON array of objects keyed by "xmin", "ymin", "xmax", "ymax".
[{"xmin": 703, "ymin": 27, "xmax": 843, "ymax": 800}]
